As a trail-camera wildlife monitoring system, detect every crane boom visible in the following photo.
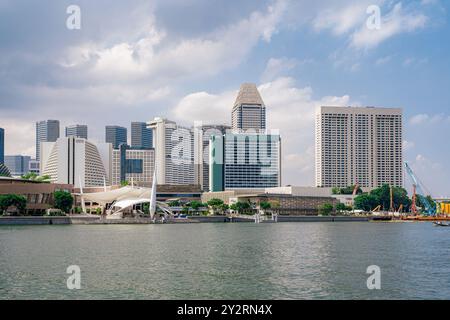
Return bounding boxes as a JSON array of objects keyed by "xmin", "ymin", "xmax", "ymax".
[{"xmin": 404, "ymin": 162, "xmax": 436, "ymax": 216}]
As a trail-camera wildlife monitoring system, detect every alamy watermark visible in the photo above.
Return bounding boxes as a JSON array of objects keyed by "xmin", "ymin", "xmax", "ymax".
[
  {"xmin": 366, "ymin": 5, "xmax": 381, "ymax": 30},
  {"xmin": 366, "ymin": 265, "xmax": 381, "ymax": 290},
  {"xmin": 66, "ymin": 265, "xmax": 81, "ymax": 290},
  {"xmin": 66, "ymin": 5, "xmax": 81, "ymax": 30}
]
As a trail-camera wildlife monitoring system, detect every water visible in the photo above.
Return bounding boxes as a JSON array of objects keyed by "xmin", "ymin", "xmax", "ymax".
[{"xmin": 1, "ymin": 222, "xmax": 450, "ymax": 300}]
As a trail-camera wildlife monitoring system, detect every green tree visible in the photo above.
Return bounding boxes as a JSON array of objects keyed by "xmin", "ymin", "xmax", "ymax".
[
  {"xmin": 220, "ymin": 203, "xmax": 229, "ymax": 214},
  {"xmin": 21, "ymin": 173, "xmax": 51, "ymax": 183},
  {"xmin": 120, "ymin": 180, "xmax": 130, "ymax": 187},
  {"xmin": 332, "ymin": 187, "xmax": 341, "ymax": 195},
  {"xmin": 53, "ymin": 190, "xmax": 74, "ymax": 213},
  {"xmin": 207, "ymin": 198, "xmax": 224, "ymax": 215},
  {"xmin": 416, "ymin": 195, "xmax": 436, "ymax": 212},
  {"xmin": 232, "ymin": 201, "xmax": 251, "ymax": 214},
  {"xmin": 319, "ymin": 203, "xmax": 334, "ymax": 216},
  {"xmin": 335, "ymin": 203, "xmax": 347, "ymax": 212},
  {"xmin": 0, "ymin": 194, "xmax": 27, "ymax": 215},
  {"xmin": 354, "ymin": 194, "xmax": 379, "ymax": 212},
  {"xmin": 189, "ymin": 201, "xmax": 205, "ymax": 211},
  {"xmin": 260, "ymin": 201, "xmax": 272, "ymax": 210},
  {"xmin": 369, "ymin": 184, "xmax": 411, "ymax": 211},
  {"xmin": 167, "ymin": 200, "xmax": 181, "ymax": 207}
]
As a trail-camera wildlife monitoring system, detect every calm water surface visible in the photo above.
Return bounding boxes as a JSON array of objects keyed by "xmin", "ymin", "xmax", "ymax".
[{"xmin": 1, "ymin": 222, "xmax": 449, "ymax": 299}]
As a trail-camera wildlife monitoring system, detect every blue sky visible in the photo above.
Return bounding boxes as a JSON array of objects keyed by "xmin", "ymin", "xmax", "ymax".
[{"xmin": 0, "ymin": 0, "xmax": 449, "ymax": 195}]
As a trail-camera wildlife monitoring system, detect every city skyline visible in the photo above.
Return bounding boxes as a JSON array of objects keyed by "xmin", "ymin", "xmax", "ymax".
[{"xmin": 0, "ymin": 0, "xmax": 449, "ymax": 195}]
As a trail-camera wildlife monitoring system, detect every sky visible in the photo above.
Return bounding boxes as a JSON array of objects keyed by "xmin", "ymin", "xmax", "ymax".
[{"xmin": 0, "ymin": 0, "xmax": 449, "ymax": 196}]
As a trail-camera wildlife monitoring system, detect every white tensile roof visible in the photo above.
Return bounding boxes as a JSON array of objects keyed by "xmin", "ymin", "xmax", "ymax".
[{"xmin": 80, "ymin": 186, "xmax": 150, "ymax": 205}]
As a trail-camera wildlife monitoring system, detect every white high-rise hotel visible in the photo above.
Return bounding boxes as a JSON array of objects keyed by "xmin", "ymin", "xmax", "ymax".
[{"xmin": 315, "ymin": 106, "xmax": 403, "ymax": 188}]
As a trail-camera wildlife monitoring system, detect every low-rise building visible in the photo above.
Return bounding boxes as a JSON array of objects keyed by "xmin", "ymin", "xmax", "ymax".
[{"xmin": 0, "ymin": 177, "xmax": 73, "ymax": 214}]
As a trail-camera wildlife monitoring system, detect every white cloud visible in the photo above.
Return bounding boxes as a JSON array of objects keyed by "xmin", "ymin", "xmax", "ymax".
[
  {"xmin": 350, "ymin": 3, "xmax": 428, "ymax": 50},
  {"xmin": 409, "ymin": 113, "xmax": 449, "ymax": 125},
  {"xmin": 261, "ymin": 57, "xmax": 299, "ymax": 82},
  {"xmin": 403, "ymin": 140, "xmax": 415, "ymax": 151},
  {"xmin": 375, "ymin": 55, "xmax": 392, "ymax": 65},
  {"xmin": 313, "ymin": 2, "xmax": 374, "ymax": 35},
  {"xmin": 172, "ymin": 77, "xmax": 351, "ymax": 186},
  {"xmin": 64, "ymin": 0, "xmax": 287, "ymax": 82},
  {"xmin": 0, "ymin": 118, "xmax": 35, "ymax": 157}
]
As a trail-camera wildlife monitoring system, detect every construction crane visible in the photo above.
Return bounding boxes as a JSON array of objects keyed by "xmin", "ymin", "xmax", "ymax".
[{"xmin": 404, "ymin": 162, "xmax": 436, "ymax": 216}]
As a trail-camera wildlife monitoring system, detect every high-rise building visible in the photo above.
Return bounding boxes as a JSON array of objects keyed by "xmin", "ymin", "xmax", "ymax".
[
  {"xmin": 231, "ymin": 83, "xmax": 266, "ymax": 131},
  {"xmin": 111, "ymin": 144, "xmax": 155, "ymax": 187},
  {"xmin": 0, "ymin": 128, "xmax": 4, "ymax": 164},
  {"xmin": 4, "ymin": 155, "xmax": 31, "ymax": 177},
  {"xmin": 36, "ymin": 120, "xmax": 60, "ymax": 161},
  {"xmin": 40, "ymin": 137, "xmax": 112, "ymax": 188},
  {"xmin": 209, "ymin": 132, "xmax": 281, "ymax": 191},
  {"xmin": 105, "ymin": 125, "xmax": 127, "ymax": 149},
  {"xmin": 315, "ymin": 106, "xmax": 403, "ymax": 188},
  {"xmin": 194, "ymin": 124, "xmax": 230, "ymax": 191},
  {"xmin": 131, "ymin": 122, "xmax": 153, "ymax": 149},
  {"xmin": 66, "ymin": 124, "xmax": 88, "ymax": 139},
  {"xmin": 147, "ymin": 118, "xmax": 195, "ymax": 185}
]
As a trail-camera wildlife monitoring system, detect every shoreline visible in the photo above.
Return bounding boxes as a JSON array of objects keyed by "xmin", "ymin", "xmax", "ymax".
[{"xmin": 0, "ymin": 215, "xmax": 398, "ymax": 226}]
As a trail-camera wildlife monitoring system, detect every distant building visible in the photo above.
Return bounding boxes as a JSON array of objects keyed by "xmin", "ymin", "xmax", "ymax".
[
  {"xmin": 105, "ymin": 125, "xmax": 127, "ymax": 149},
  {"xmin": 0, "ymin": 128, "xmax": 4, "ymax": 164},
  {"xmin": 36, "ymin": 120, "xmax": 60, "ymax": 161},
  {"xmin": 131, "ymin": 122, "xmax": 153, "ymax": 149},
  {"xmin": 193, "ymin": 124, "xmax": 230, "ymax": 191},
  {"xmin": 147, "ymin": 118, "xmax": 195, "ymax": 185},
  {"xmin": 201, "ymin": 188, "xmax": 338, "ymax": 216},
  {"xmin": 28, "ymin": 159, "xmax": 40, "ymax": 175},
  {"xmin": 209, "ymin": 131, "xmax": 281, "ymax": 191},
  {"xmin": 231, "ymin": 83, "xmax": 266, "ymax": 131},
  {"xmin": 111, "ymin": 144, "xmax": 155, "ymax": 187},
  {"xmin": 0, "ymin": 163, "xmax": 11, "ymax": 177},
  {"xmin": 315, "ymin": 106, "xmax": 403, "ymax": 188},
  {"xmin": 4, "ymin": 155, "xmax": 31, "ymax": 177},
  {"xmin": 40, "ymin": 137, "xmax": 112, "ymax": 188},
  {"xmin": 66, "ymin": 124, "xmax": 88, "ymax": 139}
]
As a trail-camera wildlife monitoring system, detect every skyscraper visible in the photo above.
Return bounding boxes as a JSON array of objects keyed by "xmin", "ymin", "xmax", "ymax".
[
  {"xmin": 231, "ymin": 83, "xmax": 266, "ymax": 131},
  {"xmin": 36, "ymin": 120, "xmax": 60, "ymax": 161},
  {"xmin": 194, "ymin": 124, "xmax": 230, "ymax": 191},
  {"xmin": 147, "ymin": 118, "xmax": 195, "ymax": 185},
  {"xmin": 40, "ymin": 137, "xmax": 112, "ymax": 188},
  {"xmin": 0, "ymin": 128, "xmax": 4, "ymax": 164},
  {"xmin": 209, "ymin": 132, "xmax": 281, "ymax": 191},
  {"xmin": 131, "ymin": 122, "xmax": 153, "ymax": 149},
  {"xmin": 111, "ymin": 144, "xmax": 155, "ymax": 187},
  {"xmin": 315, "ymin": 106, "xmax": 403, "ymax": 188},
  {"xmin": 4, "ymin": 155, "xmax": 31, "ymax": 177},
  {"xmin": 105, "ymin": 126, "xmax": 127, "ymax": 149},
  {"xmin": 66, "ymin": 124, "xmax": 88, "ymax": 139}
]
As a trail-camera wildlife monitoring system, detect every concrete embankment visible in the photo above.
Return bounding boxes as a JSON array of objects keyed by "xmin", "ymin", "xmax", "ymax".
[
  {"xmin": 0, "ymin": 216, "xmax": 100, "ymax": 225},
  {"xmin": 0, "ymin": 215, "xmax": 370, "ymax": 225},
  {"xmin": 276, "ymin": 216, "xmax": 370, "ymax": 222}
]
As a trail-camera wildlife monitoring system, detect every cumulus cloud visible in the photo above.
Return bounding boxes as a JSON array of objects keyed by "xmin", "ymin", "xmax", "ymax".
[
  {"xmin": 350, "ymin": 3, "xmax": 428, "ymax": 50},
  {"xmin": 312, "ymin": 1, "xmax": 428, "ymax": 50},
  {"xmin": 409, "ymin": 113, "xmax": 450, "ymax": 125},
  {"xmin": 64, "ymin": 0, "xmax": 287, "ymax": 81}
]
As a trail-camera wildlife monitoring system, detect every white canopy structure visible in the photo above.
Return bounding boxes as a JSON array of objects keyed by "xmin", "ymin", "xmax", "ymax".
[{"xmin": 76, "ymin": 165, "xmax": 166, "ymax": 220}]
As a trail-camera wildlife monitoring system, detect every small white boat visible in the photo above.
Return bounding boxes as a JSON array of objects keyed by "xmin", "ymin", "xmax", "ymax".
[{"xmin": 433, "ymin": 221, "xmax": 450, "ymax": 227}]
